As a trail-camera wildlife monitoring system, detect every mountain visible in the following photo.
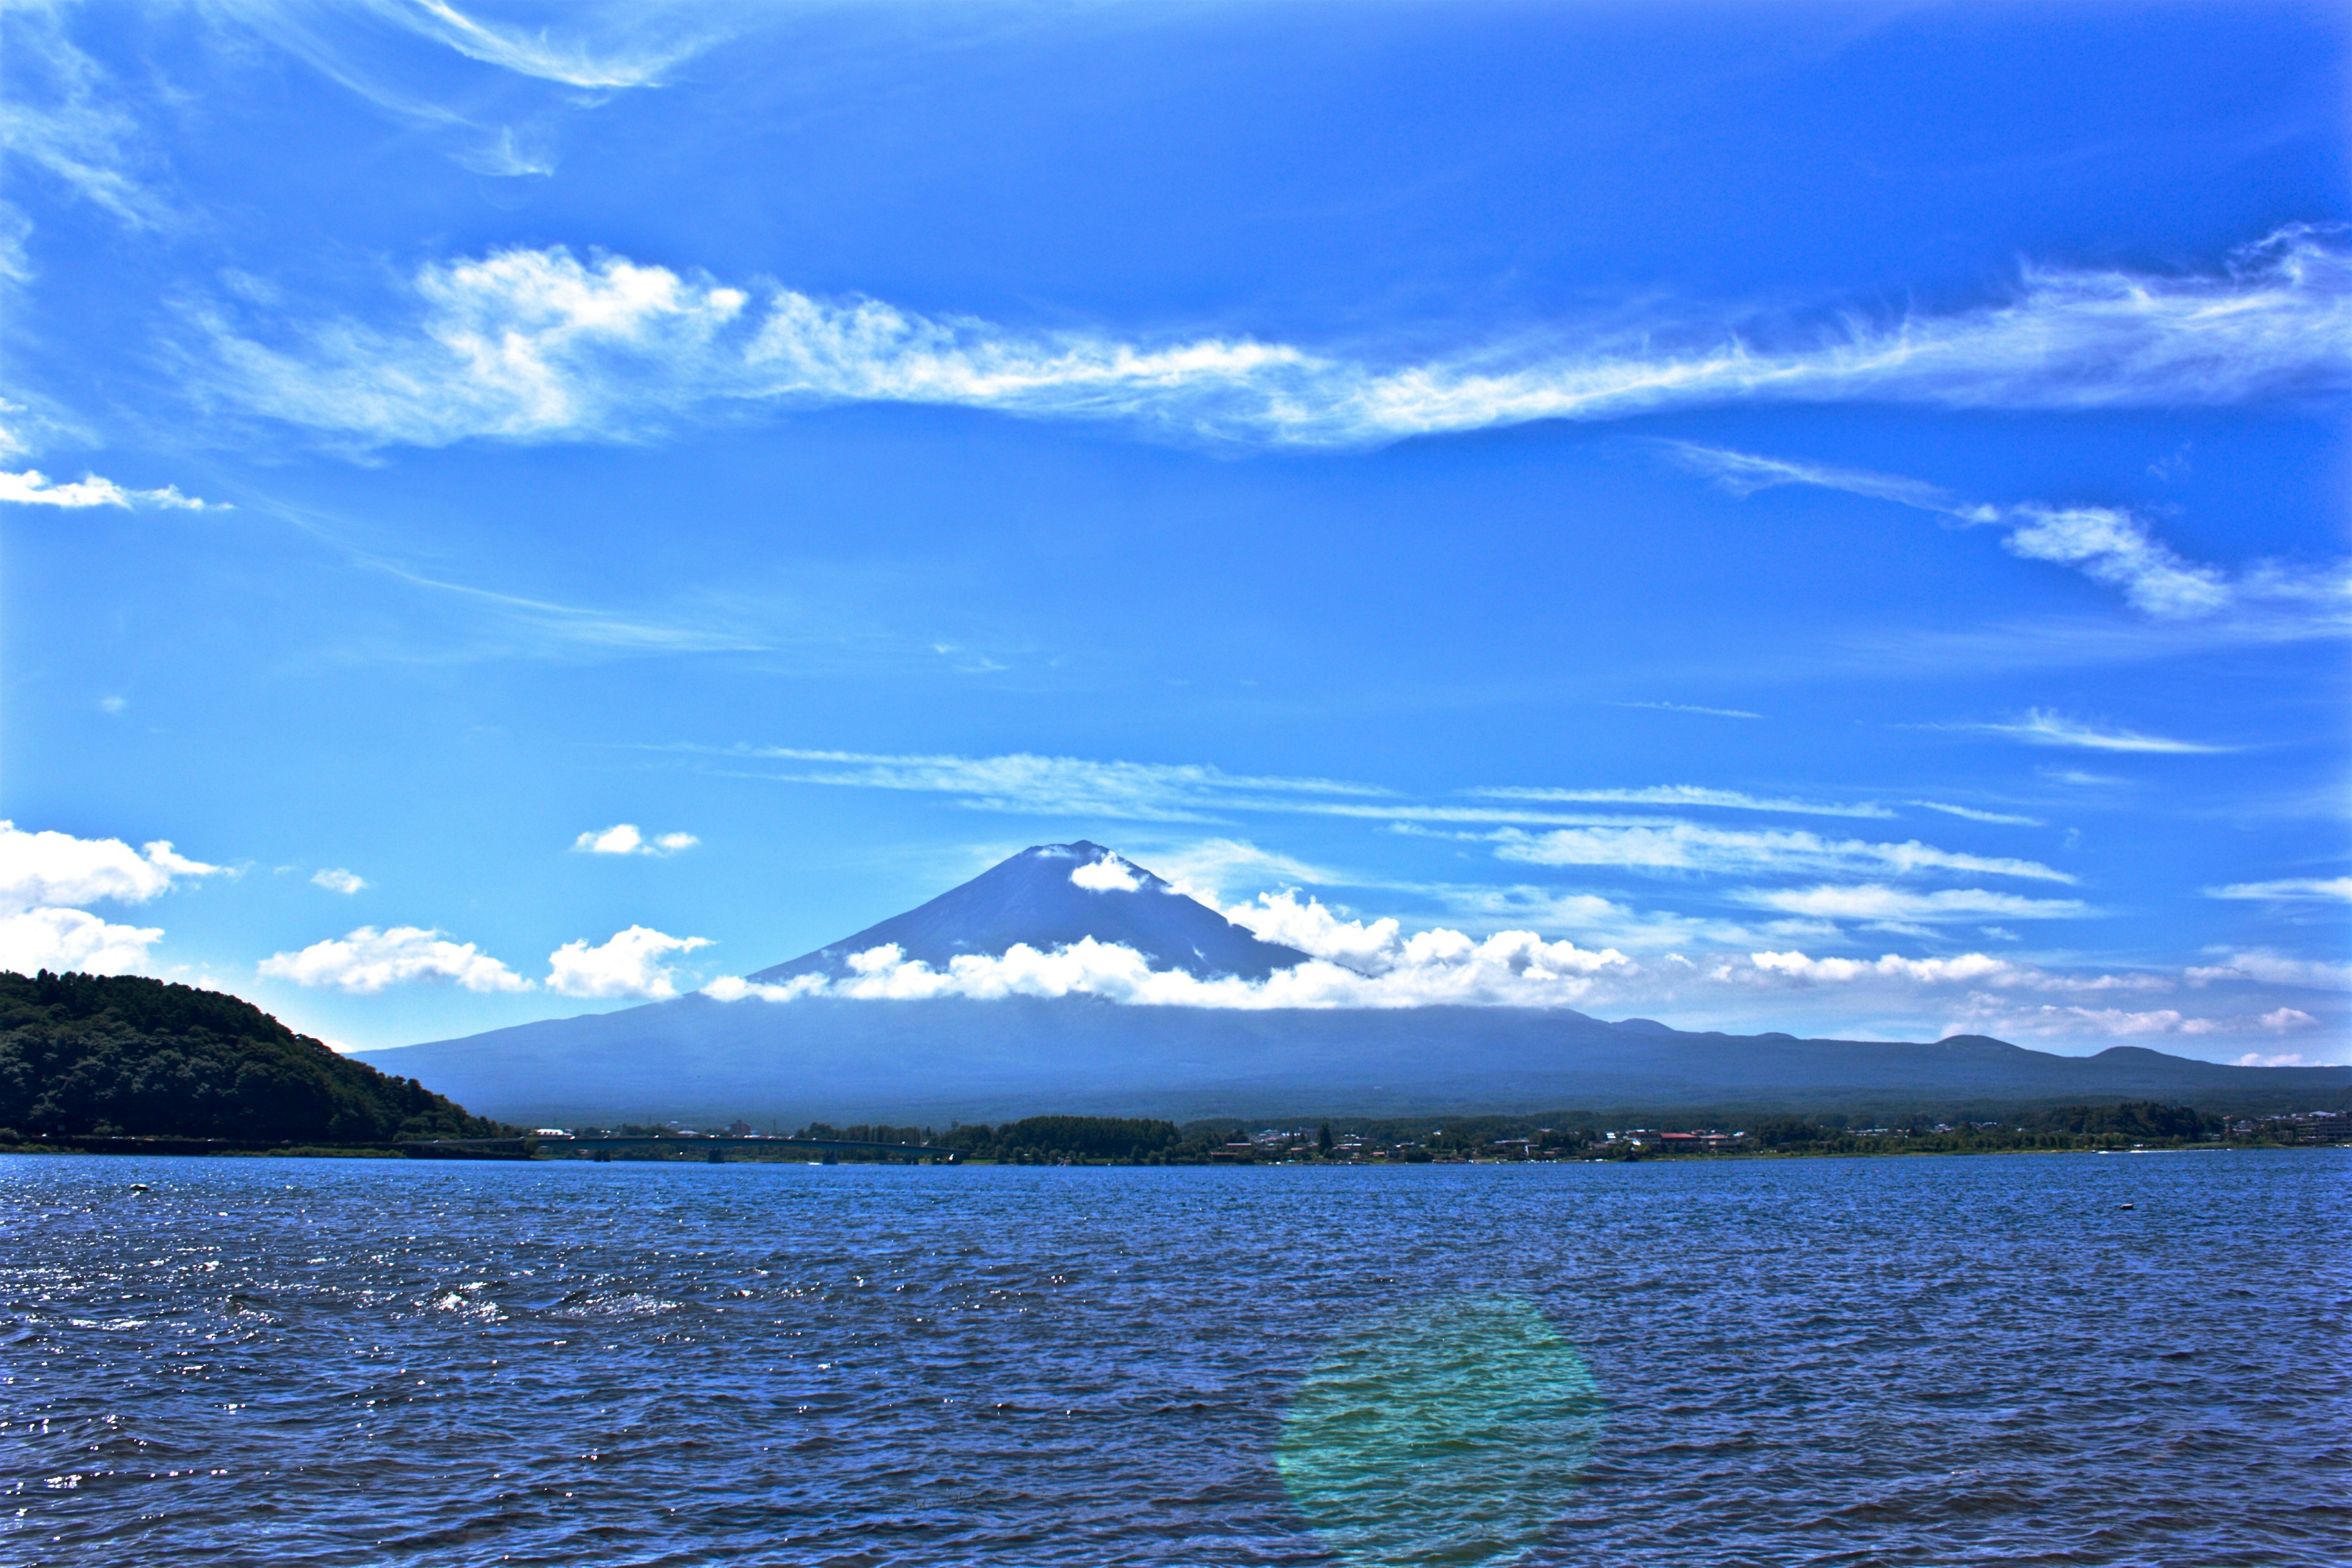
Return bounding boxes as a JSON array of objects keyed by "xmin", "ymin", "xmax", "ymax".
[
  {"xmin": 748, "ymin": 842, "xmax": 1308, "ymax": 982},
  {"xmin": 368, "ymin": 993, "xmax": 2352, "ymax": 1128},
  {"xmin": 0, "ymin": 970, "xmax": 505, "ymax": 1142},
  {"xmin": 362, "ymin": 843, "xmax": 2352, "ymax": 1126}
]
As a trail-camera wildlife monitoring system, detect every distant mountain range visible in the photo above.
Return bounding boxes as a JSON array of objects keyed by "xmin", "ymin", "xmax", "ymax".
[{"xmin": 365, "ymin": 842, "xmax": 2352, "ymax": 1126}]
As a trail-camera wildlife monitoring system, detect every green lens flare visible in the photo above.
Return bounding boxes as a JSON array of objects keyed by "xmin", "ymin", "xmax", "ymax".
[{"xmin": 1276, "ymin": 1294, "xmax": 1605, "ymax": 1567}]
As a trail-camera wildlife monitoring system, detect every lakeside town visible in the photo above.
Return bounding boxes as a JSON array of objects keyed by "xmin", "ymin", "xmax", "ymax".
[{"xmin": 509, "ymin": 1107, "xmax": 2352, "ymax": 1165}]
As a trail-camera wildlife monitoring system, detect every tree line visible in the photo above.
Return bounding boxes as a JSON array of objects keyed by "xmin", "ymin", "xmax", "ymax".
[{"xmin": 0, "ymin": 971, "xmax": 505, "ymax": 1145}]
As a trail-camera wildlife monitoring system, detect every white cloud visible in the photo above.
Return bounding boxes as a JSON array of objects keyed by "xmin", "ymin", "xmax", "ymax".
[
  {"xmin": 192, "ymin": 228, "xmax": 2352, "ymax": 451},
  {"xmin": 1941, "ymin": 997, "xmax": 2331, "ymax": 1043},
  {"xmin": 1474, "ymin": 785, "xmax": 1891, "ymax": 819},
  {"xmin": 1669, "ymin": 440, "xmax": 2342, "ymax": 627},
  {"xmin": 1494, "ymin": 823, "xmax": 2073, "ymax": 883},
  {"xmin": 546, "ymin": 925, "xmax": 711, "ymax": 999},
  {"xmin": 0, "ymin": 821, "xmax": 222, "ymax": 913},
  {"xmin": 682, "ymin": 880, "xmax": 2329, "ymax": 1046},
  {"xmin": 572, "ymin": 823, "xmax": 699, "ymax": 856},
  {"xmin": 259, "ymin": 925, "xmax": 530, "ymax": 993},
  {"xmin": 705, "ymin": 924, "xmax": 1635, "ymax": 1012},
  {"xmin": 1747, "ymin": 950, "xmax": 2018, "ymax": 986},
  {"xmin": 1959, "ymin": 1003, "xmax": 2221, "ymax": 1038},
  {"xmin": 1420, "ymin": 883, "xmax": 1766, "ymax": 952},
  {"xmin": 1999, "ymin": 504, "xmax": 2231, "ymax": 619},
  {"xmin": 702, "ymin": 972, "xmax": 830, "ymax": 1004},
  {"xmin": 1738, "ymin": 884, "xmax": 2090, "ymax": 923},
  {"xmin": 311, "ymin": 867, "xmax": 368, "ymax": 895},
  {"xmin": 0, "ymin": 468, "xmax": 218, "ymax": 510},
  {"xmin": 0, "ymin": 906, "xmax": 164, "ymax": 975},
  {"xmin": 1732, "ymin": 949, "xmax": 2170, "ymax": 997},
  {"xmin": 1069, "ymin": 851, "xmax": 1143, "ymax": 892},
  {"xmin": 1959, "ymin": 710, "xmax": 2226, "ymax": 754},
  {"xmin": 1212, "ymin": 890, "xmax": 1404, "ymax": 971},
  {"xmin": 2234, "ymin": 1048, "xmax": 2313, "ymax": 1065},
  {"xmin": 2205, "ymin": 876, "xmax": 2352, "ymax": 903}
]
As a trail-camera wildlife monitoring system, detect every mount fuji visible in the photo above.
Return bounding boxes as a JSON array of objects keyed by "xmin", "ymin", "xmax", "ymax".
[
  {"xmin": 747, "ymin": 842, "xmax": 1308, "ymax": 984},
  {"xmin": 362, "ymin": 842, "xmax": 2352, "ymax": 1126}
]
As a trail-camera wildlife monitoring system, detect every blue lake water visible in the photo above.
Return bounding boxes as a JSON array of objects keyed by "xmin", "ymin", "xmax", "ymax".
[{"xmin": 6, "ymin": 1150, "xmax": 2346, "ymax": 1566}]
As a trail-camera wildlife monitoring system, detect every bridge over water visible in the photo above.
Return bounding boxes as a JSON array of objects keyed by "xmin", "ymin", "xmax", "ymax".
[{"xmin": 407, "ymin": 1135, "xmax": 959, "ymax": 1162}]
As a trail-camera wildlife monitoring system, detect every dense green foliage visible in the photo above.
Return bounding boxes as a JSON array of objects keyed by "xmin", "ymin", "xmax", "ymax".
[
  {"xmin": 0, "ymin": 971, "xmax": 504, "ymax": 1143},
  {"xmin": 942, "ymin": 1115, "xmax": 1186, "ymax": 1162},
  {"xmin": 773, "ymin": 1115, "xmax": 1189, "ymax": 1162}
]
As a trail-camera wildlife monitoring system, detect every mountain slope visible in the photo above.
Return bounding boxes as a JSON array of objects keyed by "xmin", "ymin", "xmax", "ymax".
[
  {"xmin": 750, "ymin": 842, "xmax": 1309, "ymax": 982},
  {"xmin": 366, "ymin": 992, "xmax": 2352, "ymax": 1127}
]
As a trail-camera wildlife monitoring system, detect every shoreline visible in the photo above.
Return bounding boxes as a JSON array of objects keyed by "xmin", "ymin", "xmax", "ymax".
[{"xmin": 3, "ymin": 1137, "xmax": 2340, "ymax": 1166}]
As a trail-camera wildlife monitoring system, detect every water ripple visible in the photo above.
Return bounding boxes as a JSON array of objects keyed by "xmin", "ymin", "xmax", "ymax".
[{"xmin": 4, "ymin": 1152, "xmax": 2346, "ymax": 1565}]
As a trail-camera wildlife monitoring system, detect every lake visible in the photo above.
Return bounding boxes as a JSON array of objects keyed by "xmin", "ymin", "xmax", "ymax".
[{"xmin": 7, "ymin": 1150, "xmax": 2345, "ymax": 1566}]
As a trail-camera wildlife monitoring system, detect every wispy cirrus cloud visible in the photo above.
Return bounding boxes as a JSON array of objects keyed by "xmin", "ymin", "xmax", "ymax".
[
  {"xmin": 1950, "ymin": 709, "xmax": 2229, "ymax": 753},
  {"xmin": 371, "ymin": 0, "xmax": 715, "ymax": 89},
  {"xmin": 1735, "ymin": 884, "xmax": 2090, "ymax": 924},
  {"xmin": 2204, "ymin": 875, "xmax": 2352, "ymax": 903},
  {"xmin": 715, "ymin": 745, "xmax": 1389, "ymax": 823},
  {"xmin": 209, "ymin": 0, "xmax": 717, "ymax": 96},
  {"xmin": 188, "ymin": 228, "xmax": 2352, "ymax": 453},
  {"xmin": 1474, "ymin": 785, "xmax": 1892, "ymax": 820},
  {"xmin": 1668, "ymin": 439, "xmax": 2348, "ymax": 628},
  {"xmin": 2187, "ymin": 949, "xmax": 2352, "ymax": 990},
  {"xmin": 1494, "ymin": 824, "xmax": 2074, "ymax": 883},
  {"xmin": 0, "ymin": 6, "xmax": 169, "ymax": 233},
  {"xmin": 1604, "ymin": 700, "xmax": 1764, "ymax": 720},
  {"xmin": 1134, "ymin": 837, "xmax": 1345, "ymax": 899},
  {"xmin": 1909, "ymin": 801, "xmax": 2044, "ymax": 826},
  {"xmin": 709, "ymin": 747, "xmax": 2076, "ymax": 880}
]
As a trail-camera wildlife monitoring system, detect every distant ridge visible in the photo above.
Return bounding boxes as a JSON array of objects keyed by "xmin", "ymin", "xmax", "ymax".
[
  {"xmin": 369, "ymin": 995, "xmax": 2352, "ymax": 1128},
  {"xmin": 749, "ymin": 841, "xmax": 1310, "ymax": 982}
]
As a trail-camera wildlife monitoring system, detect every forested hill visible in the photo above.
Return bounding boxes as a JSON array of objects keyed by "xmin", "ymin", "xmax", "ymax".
[{"xmin": 0, "ymin": 971, "xmax": 505, "ymax": 1144}]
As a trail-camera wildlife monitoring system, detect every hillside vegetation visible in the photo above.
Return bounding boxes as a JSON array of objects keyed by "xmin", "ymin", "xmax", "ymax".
[{"xmin": 0, "ymin": 971, "xmax": 503, "ymax": 1144}]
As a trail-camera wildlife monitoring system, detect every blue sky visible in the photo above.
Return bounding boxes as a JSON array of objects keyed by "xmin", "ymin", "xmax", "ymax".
[{"xmin": 3, "ymin": 0, "xmax": 2346, "ymax": 1058}]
